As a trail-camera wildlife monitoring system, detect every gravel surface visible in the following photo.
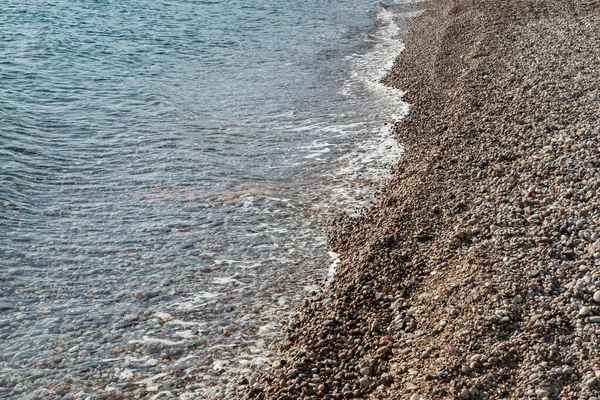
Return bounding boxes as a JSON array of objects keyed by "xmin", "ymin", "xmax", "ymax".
[{"xmin": 234, "ymin": 0, "xmax": 600, "ymax": 399}]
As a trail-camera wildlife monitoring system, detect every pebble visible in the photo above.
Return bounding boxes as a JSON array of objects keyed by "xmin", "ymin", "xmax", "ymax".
[
  {"xmin": 380, "ymin": 373, "xmax": 394, "ymax": 385},
  {"xmin": 586, "ymin": 377, "xmax": 599, "ymax": 387},
  {"xmin": 593, "ymin": 291, "xmax": 600, "ymax": 303},
  {"xmin": 580, "ymin": 307, "xmax": 590, "ymax": 316},
  {"xmin": 535, "ymin": 388, "xmax": 550, "ymax": 396},
  {"xmin": 514, "ymin": 295, "xmax": 523, "ymax": 304}
]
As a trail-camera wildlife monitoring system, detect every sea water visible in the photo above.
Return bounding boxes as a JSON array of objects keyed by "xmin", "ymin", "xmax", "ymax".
[{"xmin": 0, "ymin": 0, "xmax": 417, "ymax": 398}]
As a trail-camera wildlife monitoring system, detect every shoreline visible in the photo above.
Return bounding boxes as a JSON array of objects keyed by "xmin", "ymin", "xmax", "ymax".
[{"xmin": 237, "ymin": 0, "xmax": 600, "ymax": 399}]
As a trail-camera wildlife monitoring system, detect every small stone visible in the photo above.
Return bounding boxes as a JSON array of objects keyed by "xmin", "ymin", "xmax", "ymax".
[
  {"xmin": 563, "ymin": 366, "xmax": 574, "ymax": 375},
  {"xmin": 590, "ymin": 316, "xmax": 600, "ymax": 323},
  {"xmin": 580, "ymin": 307, "xmax": 591, "ymax": 316},
  {"xmin": 459, "ymin": 388, "xmax": 470, "ymax": 398},
  {"xmin": 470, "ymin": 354, "xmax": 484, "ymax": 363},
  {"xmin": 535, "ymin": 389, "xmax": 550, "ymax": 397},
  {"xmin": 272, "ymin": 360, "xmax": 284, "ymax": 369},
  {"xmin": 380, "ymin": 373, "xmax": 393, "ymax": 385},
  {"xmin": 53, "ymin": 384, "xmax": 70, "ymax": 396},
  {"xmin": 410, "ymin": 395, "xmax": 420, "ymax": 400},
  {"xmin": 344, "ymin": 372, "xmax": 356, "ymax": 380},
  {"xmin": 586, "ymin": 377, "xmax": 599, "ymax": 387},
  {"xmin": 593, "ymin": 291, "xmax": 600, "ymax": 303},
  {"xmin": 359, "ymin": 367, "xmax": 372, "ymax": 377},
  {"xmin": 514, "ymin": 295, "xmax": 523, "ymax": 304},
  {"xmin": 359, "ymin": 378, "xmax": 371, "ymax": 387},
  {"xmin": 376, "ymin": 346, "xmax": 390, "ymax": 355}
]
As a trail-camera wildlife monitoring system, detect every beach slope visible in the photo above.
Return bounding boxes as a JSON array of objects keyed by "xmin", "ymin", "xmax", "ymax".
[{"xmin": 239, "ymin": 0, "xmax": 600, "ymax": 398}]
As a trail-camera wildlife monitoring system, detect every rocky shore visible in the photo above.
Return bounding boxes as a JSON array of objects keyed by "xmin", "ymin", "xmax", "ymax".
[{"xmin": 236, "ymin": 0, "xmax": 600, "ymax": 398}]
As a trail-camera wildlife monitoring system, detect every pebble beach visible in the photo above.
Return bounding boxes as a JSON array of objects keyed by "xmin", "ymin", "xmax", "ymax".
[{"xmin": 236, "ymin": 0, "xmax": 600, "ymax": 399}]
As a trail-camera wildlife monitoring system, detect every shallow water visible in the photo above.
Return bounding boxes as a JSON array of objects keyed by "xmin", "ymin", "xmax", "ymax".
[{"xmin": 0, "ymin": 0, "xmax": 415, "ymax": 398}]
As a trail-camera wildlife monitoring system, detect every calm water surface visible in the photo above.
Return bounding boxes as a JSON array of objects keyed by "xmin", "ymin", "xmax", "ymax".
[{"xmin": 0, "ymin": 0, "xmax": 413, "ymax": 398}]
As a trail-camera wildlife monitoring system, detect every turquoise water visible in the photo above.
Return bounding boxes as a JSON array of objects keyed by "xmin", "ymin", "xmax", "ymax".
[{"xmin": 0, "ymin": 0, "xmax": 410, "ymax": 398}]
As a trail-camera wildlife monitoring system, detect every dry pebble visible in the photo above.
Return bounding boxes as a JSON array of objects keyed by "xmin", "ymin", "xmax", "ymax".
[{"xmin": 234, "ymin": 0, "xmax": 600, "ymax": 399}]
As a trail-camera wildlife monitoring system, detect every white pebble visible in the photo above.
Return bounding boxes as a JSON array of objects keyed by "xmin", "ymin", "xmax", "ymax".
[{"xmin": 580, "ymin": 306, "xmax": 591, "ymax": 316}]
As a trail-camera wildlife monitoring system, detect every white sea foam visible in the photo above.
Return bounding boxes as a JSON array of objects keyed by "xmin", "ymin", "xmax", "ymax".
[
  {"xmin": 173, "ymin": 355, "xmax": 198, "ymax": 365},
  {"xmin": 327, "ymin": 5, "xmax": 408, "ymax": 215},
  {"xmin": 327, "ymin": 251, "xmax": 341, "ymax": 281},
  {"xmin": 129, "ymin": 337, "xmax": 186, "ymax": 346},
  {"xmin": 212, "ymin": 359, "xmax": 229, "ymax": 371},
  {"xmin": 170, "ymin": 297, "xmax": 219, "ymax": 311},
  {"xmin": 118, "ymin": 369, "xmax": 134, "ymax": 380},
  {"xmin": 167, "ymin": 319, "xmax": 207, "ymax": 327},
  {"xmin": 174, "ymin": 330, "xmax": 197, "ymax": 339}
]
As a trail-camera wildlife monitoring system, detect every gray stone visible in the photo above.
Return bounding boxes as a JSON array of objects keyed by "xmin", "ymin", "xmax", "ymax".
[
  {"xmin": 514, "ymin": 295, "xmax": 523, "ymax": 304},
  {"xmin": 380, "ymin": 373, "xmax": 393, "ymax": 385},
  {"xmin": 359, "ymin": 378, "xmax": 371, "ymax": 387},
  {"xmin": 535, "ymin": 388, "xmax": 550, "ymax": 397},
  {"xmin": 370, "ymin": 320, "xmax": 381, "ymax": 332}
]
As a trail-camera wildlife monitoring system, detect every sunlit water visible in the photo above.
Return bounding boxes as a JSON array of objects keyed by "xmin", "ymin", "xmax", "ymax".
[{"xmin": 0, "ymin": 0, "xmax": 416, "ymax": 398}]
